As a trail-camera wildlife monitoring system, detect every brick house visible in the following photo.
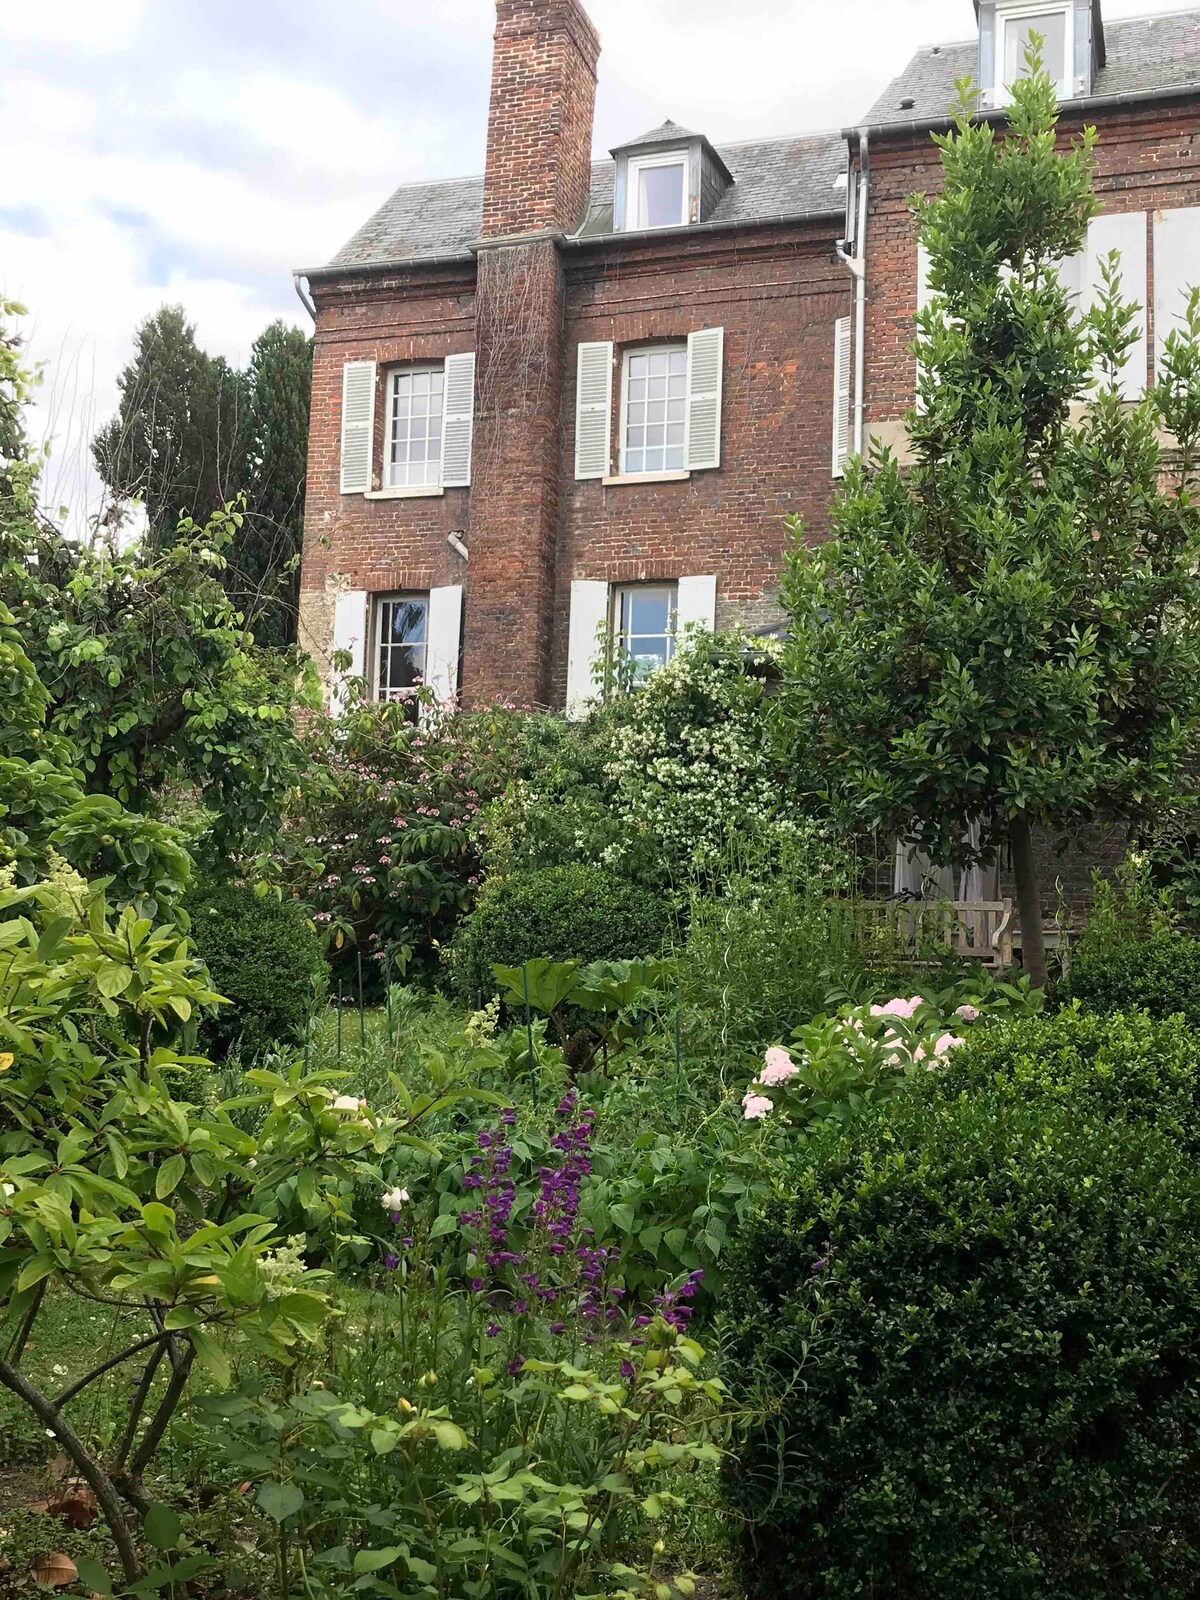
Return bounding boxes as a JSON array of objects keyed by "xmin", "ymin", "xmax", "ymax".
[{"xmin": 294, "ymin": 0, "xmax": 1200, "ymax": 767}]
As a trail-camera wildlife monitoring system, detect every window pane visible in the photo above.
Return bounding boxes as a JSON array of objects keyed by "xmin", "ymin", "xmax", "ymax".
[
  {"xmin": 389, "ymin": 598, "xmax": 427, "ymax": 644},
  {"xmin": 623, "ymin": 345, "xmax": 688, "ymax": 472},
  {"xmin": 626, "ymin": 588, "xmax": 671, "ymax": 635},
  {"xmin": 637, "ymin": 162, "xmax": 685, "ymax": 229},
  {"xmin": 1004, "ymin": 10, "xmax": 1066, "ymax": 85},
  {"xmin": 387, "ymin": 367, "xmax": 444, "ymax": 487}
]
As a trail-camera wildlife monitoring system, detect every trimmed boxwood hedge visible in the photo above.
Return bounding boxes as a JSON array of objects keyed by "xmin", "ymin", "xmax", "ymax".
[
  {"xmin": 1063, "ymin": 914, "xmax": 1200, "ymax": 1029},
  {"xmin": 721, "ymin": 1010, "xmax": 1200, "ymax": 1600},
  {"xmin": 450, "ymin": 863, "xmax": 671, "ymax": 1002},
  {"xmin": 186, "ymin": 882, "xmax": 327, "ymax": 1060}
]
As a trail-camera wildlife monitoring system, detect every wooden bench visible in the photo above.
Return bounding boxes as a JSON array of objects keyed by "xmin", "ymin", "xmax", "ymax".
[{"xmin": 854, "ymin": 899, "xmax": 1015, "ymax": 971}]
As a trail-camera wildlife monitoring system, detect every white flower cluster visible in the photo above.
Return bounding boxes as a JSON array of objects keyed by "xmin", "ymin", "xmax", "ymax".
[{"xmin": 259, "ymin": 1234, "xmax": 310, "ymax": 1298}]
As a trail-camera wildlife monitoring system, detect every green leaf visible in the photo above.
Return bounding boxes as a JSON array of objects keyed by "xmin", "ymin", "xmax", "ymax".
[
  {"xmin": 432, "ymin": 1419, "xmax": 469, "ymax": 1450},
  {"xmin": 429, "ymin": 1211, "xmax": 458, "ymax": 1238},
  {"xmin": 74, "ymin": 1555, "xmax": 112, "ymax": 1596},
  {"xmin": 352, "ymin": 1547, "xmax": 404, "ymax": 1575},
  {"xmin": 96, "ymin": 960, "xmax": 133, "ymax": 997},
  {"xmin": 155, "ymin": 1153, "xmax": 186, "ymax": 1199},
  {"xmin": 144, "ymin": 1502, "xmax": 182, "ymax": 1551},
  {"xmin": 189, "ymin": 1327, "xmax": 231, "ymax": 1389},
  {"xmin": 256, "ymin": 1480, "xmax": 306, "ymax": 1523}
]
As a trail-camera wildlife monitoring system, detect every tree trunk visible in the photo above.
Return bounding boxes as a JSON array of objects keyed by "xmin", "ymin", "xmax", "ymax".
[
  {"xmin": 1009, "ymin": 813, "xmax": 1047, "ymax": 989},
  {"xmin": 0, "ymin": 1355, "xmax": 144, "ymax": 1583}
]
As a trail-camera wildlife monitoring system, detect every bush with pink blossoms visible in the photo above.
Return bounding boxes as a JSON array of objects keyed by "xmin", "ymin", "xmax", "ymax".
[
  {"xmin": 739, "ymin": 975, "xmax": 1042, "ymax": 1138},
  {"xmin": 278, "ymin": 691, "xmax": 528, "ymax": 986}
]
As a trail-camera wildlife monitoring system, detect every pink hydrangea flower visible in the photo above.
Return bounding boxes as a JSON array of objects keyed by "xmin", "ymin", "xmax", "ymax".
[
  {"xmin": 955, "ymin": 1003, "xmax": 980, "ymax": 1023},
  {"xmin": 742, "ymin": 1092, "xmax": 774, "ymax": 1121},
  {"xmin": 934, "ymin": 1032, "xmax": 966, "ymax": 1057},
  {"xmin": 870, "ymin": 996, "xmax": 924, "ymax": 1020},
  {"xmin": 758, "ymin": 1046, "xmax": 799, "ymax": 1086}
]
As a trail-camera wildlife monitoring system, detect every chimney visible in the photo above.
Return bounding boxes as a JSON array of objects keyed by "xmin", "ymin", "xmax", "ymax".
[{"xmin": 481, "ymin": 0, "xmax": 601, "ymax": 239}]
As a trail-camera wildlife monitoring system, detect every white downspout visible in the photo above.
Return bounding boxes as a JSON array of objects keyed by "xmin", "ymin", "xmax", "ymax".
[{"xmin": 835, "ymin": 127, "xmax": 870, "ymax": 460}]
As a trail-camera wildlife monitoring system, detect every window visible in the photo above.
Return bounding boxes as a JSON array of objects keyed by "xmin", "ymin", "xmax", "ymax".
[
  {"xmin": 613, "ymin": 584, "xmax": 678, "ymax": 681},
  {"xmin": 621, "ymin": 346, "xmax": 687, "ymax": 475},
  {"xmin": 385, "ymin": 366, "xmax": 444, "ymax": 488},
  {"xmin": 626, "ymin": 153, "xmax": 687, "ymax": 230},
  {"xmin": 997, "ymin": 4, "xmax": 1071, "ymax": 97},
  {"xmin": 373, "ymin": 594, "xmax": 428, "ymax": 706}
]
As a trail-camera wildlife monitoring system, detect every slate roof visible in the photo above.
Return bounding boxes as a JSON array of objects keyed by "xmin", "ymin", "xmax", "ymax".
[
  {"xmin": 319, "ymin": 129, "xmax": 846, "ymax": 273},
  {"xmin": 613, "ymin": 118, "xmax": 703, "ymax": 149},
  {"xmin": 863, "ymin": 7, "xmax": 1200, "ymax": 127}
]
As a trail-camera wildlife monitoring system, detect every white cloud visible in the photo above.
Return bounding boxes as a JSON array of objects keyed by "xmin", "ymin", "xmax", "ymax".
[{"xmin": 1, "ymin": 0, "xmax": 1184, "ymax": 536}]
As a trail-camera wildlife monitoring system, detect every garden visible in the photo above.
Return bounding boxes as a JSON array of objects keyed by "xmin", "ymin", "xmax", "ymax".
[{"xmin": 7, "ymin": 61, "xmax": 1200, "ymax": 1600}]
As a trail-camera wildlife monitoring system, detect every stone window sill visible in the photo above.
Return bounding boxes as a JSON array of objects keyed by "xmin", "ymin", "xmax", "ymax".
[
  {"xmin": 363, "ymin": 484, "xmax": 444, "ymax": 500},
  {"xmin": 601, "ymin": 470, "xmax": 691, "ymax": 487}
]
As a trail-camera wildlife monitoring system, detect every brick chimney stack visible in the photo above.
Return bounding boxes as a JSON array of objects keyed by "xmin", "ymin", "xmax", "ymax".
[
  {"xmin": 465, "ymin": 0, "xmax": 600, "ymax": 707},
  {"xmin": 481, "ymin": 0, "xmax": 601, "ymax": 239}
]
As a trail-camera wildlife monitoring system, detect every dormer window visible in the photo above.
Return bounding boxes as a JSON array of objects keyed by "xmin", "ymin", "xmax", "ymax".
[
  {"xmin": 996, "ymin": 2, "xmax": 1073, "ymax": 99},
  {"xmin": 627, "ymin": 151, "xmax": 688, "ymax": 230}
]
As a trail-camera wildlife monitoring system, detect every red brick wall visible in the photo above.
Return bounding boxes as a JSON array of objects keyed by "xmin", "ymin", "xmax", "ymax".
[
  {"xmin": 465, "ymin": 238, "xmax": 567, "ymax": 706},
  {"xmin": 551, "ymin": 221, "xmax": 849, "ymax": 701},
  {"xmin": 481, "ymin": 0, "xmax": 600, "ymax": 239},
  {"xmin": 298, "ymin": 267, "xmax": 476, "ymax": 676},
  {"xmin": 861, "ymin": 101, "xmax": 1200, "ymax": 432}
]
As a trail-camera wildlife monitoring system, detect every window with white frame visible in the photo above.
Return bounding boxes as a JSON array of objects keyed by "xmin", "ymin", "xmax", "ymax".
[
  {"xmin": 372, "ymin": 593, "xmax": 428, "ymax": 705},
  {"xmin": 626, "ymin": 152, "xmax": 687, "ymax": 231},
  {"xmin": 621, "ymin": 346, "xmax": 688, "ymax": 475},
  {"xmin": 613, "ymin": 583, "xmax": 678, "ymax": 681},
  {"xmin": 385, "ymin": 366, "xmax": 444, "ymax": 488},
  {"xmin": 996, "ymin": 3, "xmax": 1072, "ymax": 99}
]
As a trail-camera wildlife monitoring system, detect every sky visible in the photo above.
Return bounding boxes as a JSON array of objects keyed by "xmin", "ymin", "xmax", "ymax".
[{"xmin": 0, "ymin": 0, "xmax": 1184, "ymax": 533}]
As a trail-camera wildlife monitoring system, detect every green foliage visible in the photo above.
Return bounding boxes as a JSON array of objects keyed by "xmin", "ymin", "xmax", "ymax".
[
  {"xmin": 226, "ymin": 321, "xmax": 313, "ymax": 645},
  {"xmin": 185, "ymin": 880, "xmax": 327, "ymax": 1060},
  {"xmin": 451, "ymin": 865, "xmax": 673, "ymax": 1004},
  {"xmin": 1062, "ymin": 870, "xmax": 1200, "ymax": 1026},
  {"xmin": 3, "ymin": 501, "xmax": 316, "ymax": 867},
  {"xmin": 484, "ymin": 632, "xmax": 815, "ymax": 899},
  {"xmin": 92, "ymin": 308, "xmax": 312, "ymax": 644},
  {"xmin": 679, "ymin": 845, "xmax": 860, "ymax": 1060},
  {"xmin": 280, "ymin": 696, "xmax": 526, "ymax": 983},
  {"xmin": 0, "ymin": 299, "xmax": 194, "ymax": 913},
  {"xmin": 942, "ymin": 1000, "xmax": 1200, "ymax": 1154},
  {"xmin": 777, "ymin": 64, "xmax": 1200, "ymax": 967},
  {"xmin": 722, "ymin": 1048, "xmax": 1200, "ymax": 1599}
]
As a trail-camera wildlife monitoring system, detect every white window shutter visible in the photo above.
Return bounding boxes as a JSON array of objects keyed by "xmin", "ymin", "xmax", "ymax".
[
  {"xmin": 1084, "ymin": 212, "xmax": 1147, "ymax": 400},
  {"xmin": 832, "ymin": 316, "xmax": 852, "ymax": 477},
  {"xmin": 441, "ymin": 353, "xmax": 475, "ymax": 487},
  {"xmin": 339, "ymin": 361, "xmax": 376, "ymax": 494},
  {"xmin": 675, "ymin": 575, "xmax": 717, "ymax": 637},
  {"xmin": 425, "ymin": 584, "xmax": 463, "ymax": 704},
  {"xmin": 565, "ymin": 579, "xmax": 610, "ymax": 719},
  {"xmin": 330, "ymin": 589, "xmax": 368, "ymax": 715},
  {"xmin": 575, "ymin": 342, "xmax": 613, "ymax": 480},
  {"xmin": 1153, "ymin": 208, "xmax": 1200, "ymax": 373},
  {"xmin": 685, "ymin": 326, "xmax": 724, "ymax": 470}
]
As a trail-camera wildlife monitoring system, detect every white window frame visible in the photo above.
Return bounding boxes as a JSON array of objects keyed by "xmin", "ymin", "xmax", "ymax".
[
  {"xmin": 383, "ymin": 364, "xmax": 445, "ymax": 490},
  {"xmin": 619, "ymin": 343, "xmax": 689, "ymax": 477},
  {"xmin": 611, "ymin": 582, "xmax": 679, "ymax": 684},
  {"xmin": 371, "ymin": 591, "xmax": 429, "ymax": 705},
  {"xmin": 625, "ymin": 151, "xmax": 688, "ymax": 232},
  {"xmin": 995, "ymin": 1, "xmax": 1074, "ymax": 101}
]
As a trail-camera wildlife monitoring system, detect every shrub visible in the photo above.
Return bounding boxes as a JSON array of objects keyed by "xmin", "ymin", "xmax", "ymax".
[
  {"xmin": 187, "ymin": 880, "xmax": 327, "ymax": 1059},
  {"xmin": 941, "ymin": 1001, "xmax": 1200, "ymax": 1155},
  {"xmin": 721, "ymin": 1048, "xmax": 1200, "ymax": 1599},
  {"xmin": 279, "ymin": 695, "xmax": 527, "ymax": 986},
  {"xmin": 1062, "ymin": 873, "xmax": 1200, "ymax": 1027},
  {"xmin": 450, "ymin": 863, "xmax": 672, "ymax": 1003}
]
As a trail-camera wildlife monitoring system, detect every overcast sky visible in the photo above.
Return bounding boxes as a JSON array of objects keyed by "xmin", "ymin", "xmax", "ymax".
[{"xmin": 0, "ymin": 0, "xmax": 1181, "ymax": 531}]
